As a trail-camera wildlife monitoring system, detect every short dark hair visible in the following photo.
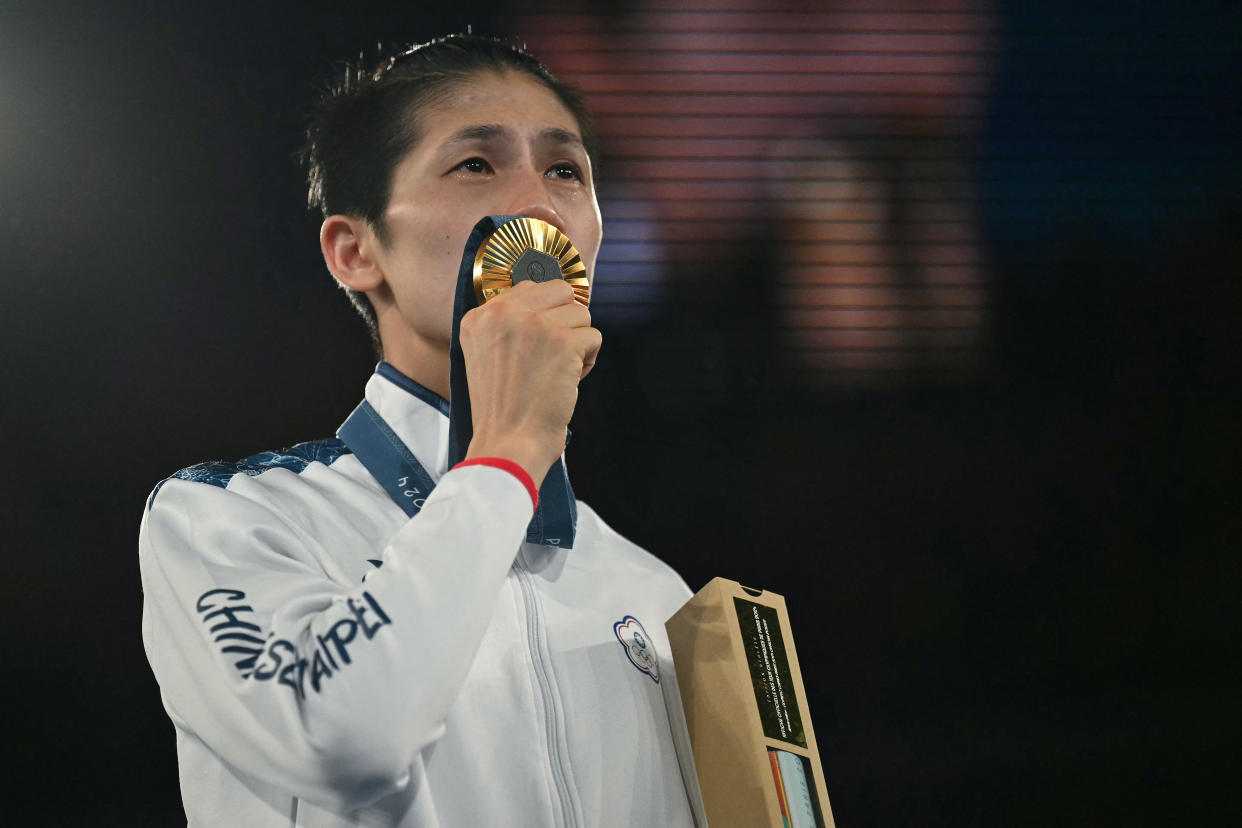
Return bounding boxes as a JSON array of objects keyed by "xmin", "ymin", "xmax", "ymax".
[{"xmin": 301, "ymin": 34, "xmax": 598, "ymax": 356}]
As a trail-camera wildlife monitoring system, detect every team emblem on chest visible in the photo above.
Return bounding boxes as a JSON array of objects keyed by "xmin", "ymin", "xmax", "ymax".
[{"xmin": 613, "ymin": 615, "xmax": 660, "ymax": 683}]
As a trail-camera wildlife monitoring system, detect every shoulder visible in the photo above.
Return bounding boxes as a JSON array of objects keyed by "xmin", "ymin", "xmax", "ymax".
[
  {"xmin": 146, "ymin": 437, "xmax": 353, "ymax": 512},
  {"xmin": 574, "ymin": 501, "xmax": 692, "ymax": 601},
  {"xmin": 139, "ymin": 437, "xmax": 369, "ymax": 578}
]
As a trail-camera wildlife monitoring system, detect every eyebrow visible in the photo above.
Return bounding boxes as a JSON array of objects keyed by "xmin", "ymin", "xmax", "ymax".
[
  {"xmin": 445, "ymin": 124, "xmax": 509, "ymax": 145},
  {"xmin": 441, "ymin": 124, "xmax": 585, "ymax": 152},
  {"xmin": 539, "ymin": 127, "xmax": 585, "ymax": 152}
]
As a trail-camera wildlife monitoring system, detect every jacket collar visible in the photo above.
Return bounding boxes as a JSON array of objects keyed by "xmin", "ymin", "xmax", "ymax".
[{"xmin": 364, "ymin": 361, "xmax": 452, "ymax": 484}]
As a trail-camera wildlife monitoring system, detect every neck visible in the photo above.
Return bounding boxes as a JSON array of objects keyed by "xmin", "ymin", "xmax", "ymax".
[{"xmin": 381, "ymin": 340, "xmax": 450, "ymax": 401}]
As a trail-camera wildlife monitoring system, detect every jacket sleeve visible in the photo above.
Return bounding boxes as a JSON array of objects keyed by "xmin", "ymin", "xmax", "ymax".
[{"xmin": 139, "ymin": 462, "xmax": 532, "ymax": 811}]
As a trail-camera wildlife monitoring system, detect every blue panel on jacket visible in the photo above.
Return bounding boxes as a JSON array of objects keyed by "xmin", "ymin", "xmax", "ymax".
[{"xmin": 148, "ymin": 438, "xmax": 352, "ymax": 510}]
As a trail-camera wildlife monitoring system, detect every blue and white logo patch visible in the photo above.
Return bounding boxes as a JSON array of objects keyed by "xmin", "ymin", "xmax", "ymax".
[{"xmin": 614, "ymin": 615, "xmax": 660, "ymax": 683}]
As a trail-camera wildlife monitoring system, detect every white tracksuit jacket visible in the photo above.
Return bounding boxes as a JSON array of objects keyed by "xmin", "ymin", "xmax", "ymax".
[{"xmin": 140, "ymin": 366, "xmax": 701, "ymax": 827}]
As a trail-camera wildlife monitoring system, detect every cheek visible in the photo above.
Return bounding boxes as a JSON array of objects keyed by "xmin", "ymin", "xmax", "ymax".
[
  {"xmin": 408, "ymin": 241, "xmax": 460, "ymax": 308},
  {"xmin": 382, "ymin": 220, "xmax": 463, "ymax": 330},
  {"xmin": 564, "ymin": 202, "xmax": 603, "ymax": 274},
  {"xmin": 580, "ymin": 221, "xmax": 604, "ymax": 278}
]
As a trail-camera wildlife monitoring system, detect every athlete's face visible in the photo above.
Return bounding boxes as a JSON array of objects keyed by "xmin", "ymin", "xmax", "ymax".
[{"xmin": 372, "ymin": 70, "xmax": 602, "ymax": 355}]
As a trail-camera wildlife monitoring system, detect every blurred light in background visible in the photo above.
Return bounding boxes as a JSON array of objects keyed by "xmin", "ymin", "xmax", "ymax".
[{"xmin": 520, "ymin": 0, "xmax": 995, "ymax": 389}]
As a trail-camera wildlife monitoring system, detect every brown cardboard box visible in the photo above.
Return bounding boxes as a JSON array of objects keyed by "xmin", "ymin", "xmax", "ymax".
[{"xmin": 666, "ymin": 578, "xmax": 836, "ymax": 828}]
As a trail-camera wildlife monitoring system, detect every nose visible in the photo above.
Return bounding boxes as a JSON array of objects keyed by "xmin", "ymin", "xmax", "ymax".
[{"xmin": 503, "ymin": 172, "xmax": 568, "ymax": 236}]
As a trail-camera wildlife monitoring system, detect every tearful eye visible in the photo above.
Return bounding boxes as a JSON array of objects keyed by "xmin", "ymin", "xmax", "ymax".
[
  {"xmin": 455, "ymin": 157, "xmax": 493, "ymax": 174},
  {"xmin": 547, "ymin": 163, "xmax": 581, "ymax": 181}
]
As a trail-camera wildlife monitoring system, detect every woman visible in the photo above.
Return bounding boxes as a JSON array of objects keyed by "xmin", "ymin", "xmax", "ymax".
[{"xmin": 140, "ymin": 34, "xmax": 699, "ymax": 827}]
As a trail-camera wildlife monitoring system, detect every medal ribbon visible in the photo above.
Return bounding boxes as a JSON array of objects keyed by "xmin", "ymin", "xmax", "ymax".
[{"xmin": 337, "ymin": 398, "xmax": 436, "ymax": 518}]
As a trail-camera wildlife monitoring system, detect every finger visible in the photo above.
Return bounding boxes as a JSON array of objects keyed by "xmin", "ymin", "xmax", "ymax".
[
  {"xmin": 510, "ymin": 278, "xmax": 576, "ymax": 311},
  {"xmin": 542, "ymin": 301, "xmax": 592, "ymax": 330},
  {"xmin": 573, "ymin": 327, "xmax": 603, "ymax": 379}
]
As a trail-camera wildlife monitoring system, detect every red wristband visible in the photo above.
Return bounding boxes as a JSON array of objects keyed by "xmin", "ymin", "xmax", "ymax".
[{"xmin": 451, "ymin": 458, "xmax": 539, "ymax": 510}]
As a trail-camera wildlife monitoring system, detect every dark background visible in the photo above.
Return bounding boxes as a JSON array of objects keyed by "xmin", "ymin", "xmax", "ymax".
[{"xmin": 1, "ymin": 1, "xmax": 1238, "ymax": 824}]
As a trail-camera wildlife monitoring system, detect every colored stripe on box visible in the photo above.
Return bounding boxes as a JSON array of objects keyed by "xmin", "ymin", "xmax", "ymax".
[
  {"xmin": 776, "ymin": 750, "xmax": 818, "ymax": 828},
  {"xmin": 768, "ymin": 749, "xmax": 792, "ymax": 828}
]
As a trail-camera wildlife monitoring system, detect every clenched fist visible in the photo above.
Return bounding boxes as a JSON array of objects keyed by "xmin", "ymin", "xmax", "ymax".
[{"xmin": 460, "ymin": 279, "xmax": 602, "ymax": 489}]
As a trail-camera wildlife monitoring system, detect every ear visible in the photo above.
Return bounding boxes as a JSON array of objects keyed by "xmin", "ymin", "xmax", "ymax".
[{"xmin": 320, "ymin": 215, "xmax": 385, "ymax": 293}]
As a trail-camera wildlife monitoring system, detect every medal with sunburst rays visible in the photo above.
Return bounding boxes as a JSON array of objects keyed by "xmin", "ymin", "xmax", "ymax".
[{"xmin": 472, "ymin": 217, "xmax": 590, "ymax": 307}]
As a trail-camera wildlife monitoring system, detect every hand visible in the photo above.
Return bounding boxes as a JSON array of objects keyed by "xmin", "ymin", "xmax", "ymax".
[{"xmin": 460, "ymin": 279, "xmax": 601, "ymax": 490}]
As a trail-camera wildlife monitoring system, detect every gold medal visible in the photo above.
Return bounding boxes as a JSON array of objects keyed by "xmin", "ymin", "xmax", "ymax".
[{"xmin": 472, "ymin": 216, "xmax": 590, "ymax": 307}]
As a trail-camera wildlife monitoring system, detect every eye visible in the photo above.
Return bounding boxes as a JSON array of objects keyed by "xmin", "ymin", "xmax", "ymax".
[
  {"xmin": 547, "ymin": 162, "xmax": 582, "ymax": 182},
  {"xmin": 454, "ymin": 157, "xmax": 493, "ymax": 175}
]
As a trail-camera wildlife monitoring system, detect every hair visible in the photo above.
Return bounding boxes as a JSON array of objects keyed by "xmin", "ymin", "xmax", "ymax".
[{"xmin": 301, "ymin": 34, "xmax": 598, "ymax": 357}]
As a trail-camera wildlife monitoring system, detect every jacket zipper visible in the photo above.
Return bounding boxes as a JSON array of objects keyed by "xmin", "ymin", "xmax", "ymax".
[{"xmin": 514, "ymin": 554, "xmax": 583, "ymax": 828}]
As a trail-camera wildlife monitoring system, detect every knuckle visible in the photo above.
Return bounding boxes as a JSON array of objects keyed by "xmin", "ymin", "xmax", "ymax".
[
  {"xmin": 539, "ymin": 279, "xmax": 572, "ymax": 299},
  {"xmin": 486, "ymin": 301, "xmax": 516, "ymax": 326}
]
